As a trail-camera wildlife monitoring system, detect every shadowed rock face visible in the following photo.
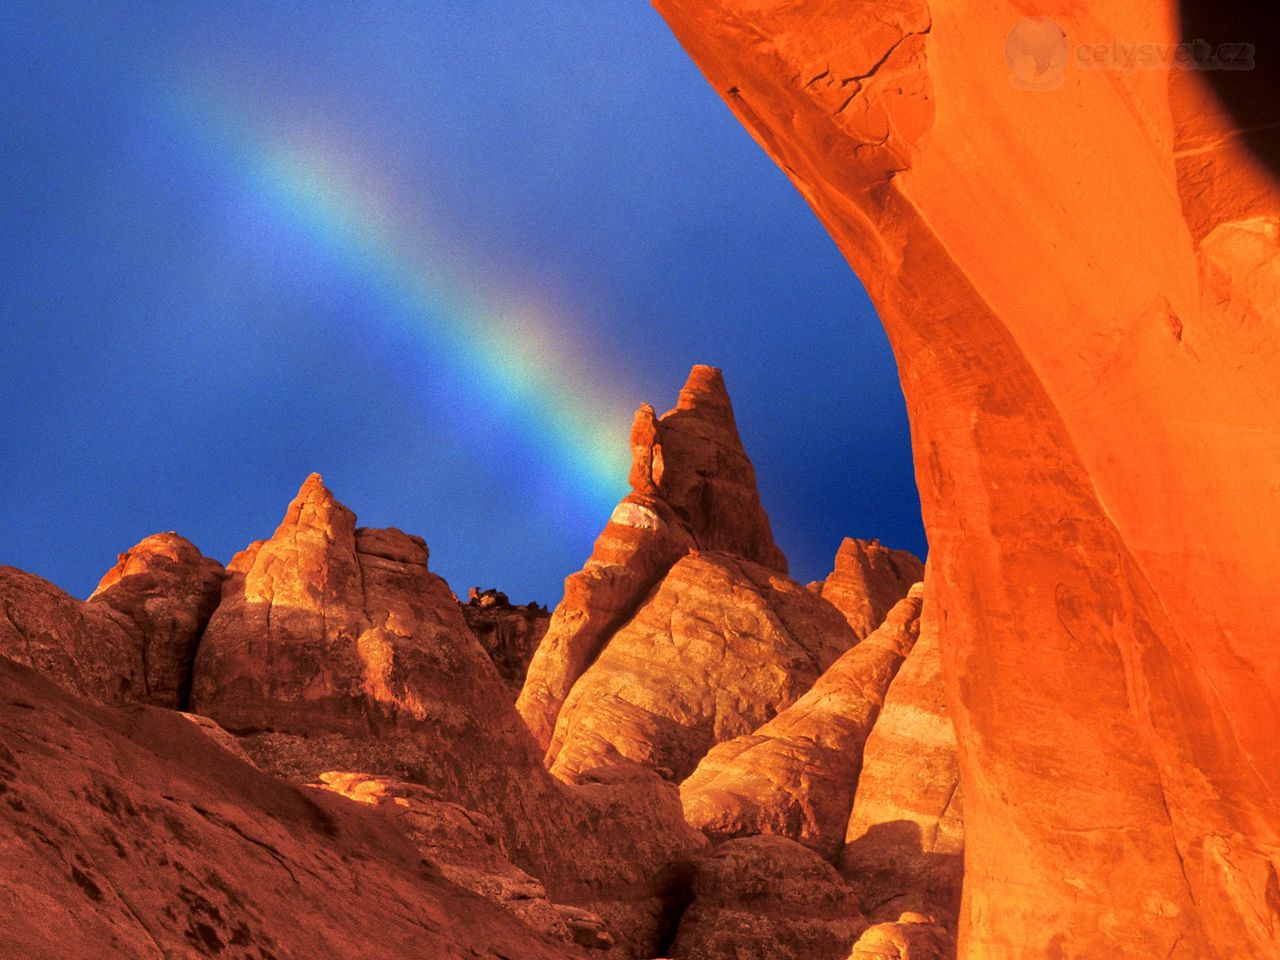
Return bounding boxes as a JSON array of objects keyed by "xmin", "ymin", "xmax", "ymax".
[
  {"xmin": 547, "ymin": 551, "xmax": 860, "ymax": 784},
  {"xmin": 653, "ymin": 1, "xmax": 1280, "ymax": 955},
  {"xmin": 517, "ymin": 365, "xmax": 786, "ymax": 751},
  {"xmin": 462, "ymin": 588, "xmax": 551, "ymax": 692},
  {"xmin": 681, "ymin": 583, "xmax": 925, "ymax": 858},
  {"xmin": 315, "ymin": 772, "xmax": 614, "ymax": 951},
  {"xmin": 0, "ymin": 656, "xmax": 584, "ymax": 960},
  {"xmin": 189, "ymin": 474, "xmax": 707, "ymax": 959},
  {"xmin": 668, "ymin": 835, "xmax": 867, "ymax": 960},
  {"xmin": 0, "ymin": 533, "xmax": 224, "ymax": 708}
]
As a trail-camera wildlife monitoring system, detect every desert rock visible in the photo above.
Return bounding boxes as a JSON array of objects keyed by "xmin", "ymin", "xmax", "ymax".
[
  {"xmin": 667, "ymin": 835, "xmax": 866, "ymax": 960},
  {"xmin": 847, "ymin": 914, "xmax": 954, "ymax": 960},
  {"xmin": 814, "ymin": 539, "xmax": 923, "ymax": 639},
  {"xmin": 0, "ymin": 655, "xmax": 583, "ymax": 959},
  {"xmin": 88, "ymin": 532, "xmax": 226, "ymax": 707},
  {"xmin": 681, "ymin": 584, "xmax": 924, "ymax": 857},
  {"xmin": 547, "ymin": 550, "xmax": 859, "ymax": 783},
  {"xmin": 189, "ymin": 474, "xmax": 706, "ymax": 958},
  {"xmin": 463, "ymin": 587, "xmax": 551, "ymax": 691},
  {"xmin": 654, "ymin": 0, "xmax": 1280, "ymax": 954},
  {"xmin": 316, "ymin": 772, "xmax": 613, "ymax": 950},
  {"xmin": 839, "ymin": 596, "xmax": 962, "ymax": 928},
  {"xmin": 518, "ymin": 365, "xmax": 784, "ymax": 750},
  {"xmin": 0, "ymin": 532, "xmax": 223, "ymax": 708}
]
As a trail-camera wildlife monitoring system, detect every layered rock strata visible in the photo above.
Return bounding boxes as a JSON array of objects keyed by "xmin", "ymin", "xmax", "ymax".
[{"xmin": 681, "ymin": 584, "xmax": 925, "ymax": 857}]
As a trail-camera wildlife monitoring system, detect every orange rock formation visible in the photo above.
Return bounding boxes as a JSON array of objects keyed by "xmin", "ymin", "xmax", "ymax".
[
  {"xmin": 189, "ymin": 474, "xmax": 706, "ymax": 958},
  {"xmin": 0, "ymin": 532, "xmax": 223, "ymax": 707},
  {"xmin": 653, "ymin": 1, "xmax": 1280, "ymax": 955},
  {"xmin": 517, "ymin": 365, "xmax": 785, "ymax": 751},
  {"xmin": 681, "ymin": 583, "xmax": 925, "ymax": 857},
  {"xmin": 525, "ymin": 368, "xmax": 921, "ymax": 786},
  {"xmin": 0, "ymin": 657, "xmax": 584, "ymax": 959},
  {"xmin": 838, "ymin": 587, "xmax": 962, "ymax": 930}
]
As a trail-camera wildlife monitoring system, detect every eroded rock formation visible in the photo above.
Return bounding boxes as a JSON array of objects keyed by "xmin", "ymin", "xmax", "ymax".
[
  {"xmin": 838, "ymin": 595, "xmax": 962, "ymax": 929},
  {"xmin": 654, "ymin": 1, "xmax": 1280, "ymax": 955},
  {"xmin": 0, "ymin": 657, "xmax": 583, "ymax": 960},
  {"xmin": 0, "ymin": 533, "xmax": 223, "ymax": 708},
  {"xmin": 188, "ymin": 474, "xmax": 706, "ymax": 958},
  {"xmin": 681, "ymin": 583, "xmax": 925, "ymax": 858},
  {"xmin": 813, "ymin": 539, "xmax": 923, "ymax": 639},
  {"xmin": 667, "ymin": 835, "xmax": 867, "ymax": 960},
  {"xmin": 847, "ymin": 914, "xmax": 954, "ymax": 960},
  {"xmin": 316, "ymin": 772, "xmax": 613, "ymax": 951},
  {"xmin": 517, "ymin": 365, "xmax": 785, "ymax": 751},
  {"xmin": 525, "ymin": 367, "xmax": 919, "ymax": 788},
  {"xmin": 462, "ymin": 587, "xmax": 550, "ymax": 691},
  {"xmin": 547, "ymin": 551, "xmax": 860, "ymax": 783}
]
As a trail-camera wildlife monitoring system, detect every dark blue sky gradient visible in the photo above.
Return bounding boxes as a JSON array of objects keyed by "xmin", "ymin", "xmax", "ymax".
[{"xmin": 0, "ymin": 2, "xmax": 923, "ymax": 603}]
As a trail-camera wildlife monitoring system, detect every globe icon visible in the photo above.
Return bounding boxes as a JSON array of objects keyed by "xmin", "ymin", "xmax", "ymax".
[{"xmin": 1006, "ymin": 17, "xmax": 1069, "ymax": 90}]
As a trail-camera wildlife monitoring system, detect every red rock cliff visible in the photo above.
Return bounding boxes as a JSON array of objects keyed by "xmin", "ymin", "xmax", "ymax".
[{"xmin": 653, "ymin": 1, "xmax": 1280, "ymax": 957}]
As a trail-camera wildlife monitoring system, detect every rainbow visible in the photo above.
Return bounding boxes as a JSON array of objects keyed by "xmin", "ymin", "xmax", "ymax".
[{"xmin": 166, "ymin": 83, "xmax": 634, "ymax": 513}]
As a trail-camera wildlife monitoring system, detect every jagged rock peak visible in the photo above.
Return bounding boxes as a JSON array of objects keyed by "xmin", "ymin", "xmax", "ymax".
[
  {"xmin": 629, "ymin": 364, "xmax": 786, "ymax": 573},
  {"xmin": 518, "ymin": 364, "xmax": 786, "ymax": 753},
  {"xmin": 276, "ymin": 472, "xmax": 357, "ymax": 540}
]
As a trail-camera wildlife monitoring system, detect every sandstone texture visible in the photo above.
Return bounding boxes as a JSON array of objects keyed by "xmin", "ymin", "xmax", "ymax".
[
  {"xmin": 88, "ymin": 532, "xmax": 227, "ymax": 707},
  {"xmin": 847, "ymin": 914, "xmax": 954, "ymax": 960},
  {"xmin": 517, "ymin": 365, "xmax": 785, "ymax": 751},
  {"xmin": 667, "ymin": 835, "xmax": 866, "ymax": 960},
  {"xmin": 839, "ymin": 598, "xmax": 962, "ymax": 929},
  {"xmin": 0, "ymin": 532, "xmax": 224, "ymax": 708},
  {"xmin": 525, "ymin": 368, "xmax": 912, "ymax": 788},
  {"xmin": 462, "ymin": 587, "xmax": 550, "ymax": 691},
  {"xmin": 814, "ymin": 539, "xmax": 923, "ymax": 639},
  {"xmin": 681, "ymin": 583, "xmax": 924, "ymax": 858},
  {"xmin": 189, "ymin": 474, "xmax": 706, "ymax": 958},
  {"xmin": 316, "ymin": 772, "xmax": 613, "ymax": 951},
  {"xmin": 654, "ymin": 1, "xmax": 1280, "ymax": 954},
  {"xmin": 547, "ymin": 550, "xmax": 860, "ymax": 783},
  {"xmin": 0, "ymin": 656, "xmax": 583, "ymax": 960}
]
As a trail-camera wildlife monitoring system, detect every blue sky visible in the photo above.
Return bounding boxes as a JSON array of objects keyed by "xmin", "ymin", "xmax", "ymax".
[{"xmin": 0, "ymin": 1, "xmax": 923, "ymax": 603}]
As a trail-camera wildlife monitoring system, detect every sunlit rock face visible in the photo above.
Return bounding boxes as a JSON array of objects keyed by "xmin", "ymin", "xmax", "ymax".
[
  {"xmin": 547, "ymin": 549, "xmax": 859, "ymax": 784},
  {"xmin": 813, "ymin": 539, "xmax": 923, "ymax": 640},
  {"xmin": 517, "ymin": 364, "xmax": 787, "ymax": 751},
  {"xmin": 653, "ymin": 0, "xmax": 1280, "ymax": 956},
  {"xmin": 680, "ymin": 583, "xmax": 925, "ymax": 859},
  {"xmin": 189, "ymin": 474, "xmax": 707, "ymax": 959},
  {"xmin": 0, "ymin": 657, "xmax": 583, "ymax": 960},
  {"xmin": 0, "ymin": 532, "xmax": 224, "ymax": 708},
  {"xmin": 525, "ymin": 367, "xmax": 922, "ymax": 787},
  {"xmin": 838, "ymin": 587, "xmax": 962, "ymax": 932}
]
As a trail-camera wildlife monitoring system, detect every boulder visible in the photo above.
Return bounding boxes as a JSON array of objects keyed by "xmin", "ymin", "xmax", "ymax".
[{"xmin": 0, "ymin": 532, "xmax": 223, "ymax": 708}]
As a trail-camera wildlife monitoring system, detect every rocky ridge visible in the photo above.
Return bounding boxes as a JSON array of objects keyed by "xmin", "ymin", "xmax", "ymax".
[{"xmin": 1, "ymin": 368, "xmax": 939, "ymax": 959}]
